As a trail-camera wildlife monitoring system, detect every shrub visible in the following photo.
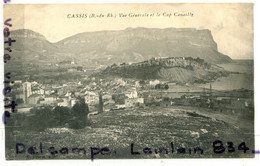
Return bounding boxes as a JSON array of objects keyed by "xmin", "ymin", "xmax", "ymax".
[
  {"xmin": 22, "ymin": 97, "xmax": 90, "ymax": 131},
  {"xmin": 25, "ymin": 105, "xmax": 55, "ymax": 131},
  {"xmin": 69, "ymin": 97, "xmax": 90, "ymax": 129}
]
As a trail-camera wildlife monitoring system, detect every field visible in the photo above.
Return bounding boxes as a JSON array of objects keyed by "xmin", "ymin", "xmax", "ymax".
[{"xmin": 6, "ymin": 106, "xmax": 254, "ymax": 160}]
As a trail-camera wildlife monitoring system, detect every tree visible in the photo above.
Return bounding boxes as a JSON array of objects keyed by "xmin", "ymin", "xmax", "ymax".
[
  {"xmin": 69, "ymin": 97, "xmax": 90, "ymax": 129},
  {"xmin": 25, "ymin": 105, "xmax": 55, "ymax": 131},
  {"xmin": 53, "ymin": 106, "xmax": 71, "ymax": 126},
  {"xmin": 155, "ymin": 84, "xmax": 161, "ymax": 89}
]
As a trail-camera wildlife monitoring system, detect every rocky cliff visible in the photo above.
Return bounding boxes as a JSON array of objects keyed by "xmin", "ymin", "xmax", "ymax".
[
  {"xmin": 7, "ymin": 28, "xmax": 232, "ymax": 74},
  {"xmin": 56, "ymin": 27, "xmax": 232, "ymax": 65}
]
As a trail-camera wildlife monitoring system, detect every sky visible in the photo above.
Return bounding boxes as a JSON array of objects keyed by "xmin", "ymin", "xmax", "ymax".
[{"xmin": 4, "ymin": 3, "xmax": 254, "ymax": 59}]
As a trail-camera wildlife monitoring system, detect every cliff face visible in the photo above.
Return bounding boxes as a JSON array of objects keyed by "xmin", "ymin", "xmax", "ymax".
[
  {"xmin": 7, "ymin": 28, "xmax": 232, "ymax": 70},
  {"xmin": 10, "ymin": 29, "xmax": 46, "ymax": 40},
  {"xmin": 9, "ymin": 29, "xmax": 57, "ymax": 54},
  {"xmin": 56, "ymin": 27, "xmax": 232, "ymax": 65}
]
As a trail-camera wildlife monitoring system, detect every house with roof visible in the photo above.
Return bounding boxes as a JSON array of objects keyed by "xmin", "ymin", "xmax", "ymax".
[
  {"xmin": 84, "ymin": 91, "xmax": 99, "ymax": 105},
  {"xmin": 39, "ymin": 95, "xmax": 58, "ymax": 105},
  {"xmin": 57, "ymin": 97, "xmax": 70, "ymax": 107},
  {"xmin": 32, "ymin": 87, "xmax": 44, "ymax": 95},
  {"xmin": 28, "ymin": 94, "xmax": 42, "ymax": 105}
]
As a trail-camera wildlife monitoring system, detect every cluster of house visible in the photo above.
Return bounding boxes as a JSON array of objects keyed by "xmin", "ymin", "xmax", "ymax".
[
  {"xmin": 116, "ymin": 57, "xmax": 210, "ymax": 69},
  {"xmin": 13, "ymin": 81, "xmax": 79, "ymax": 107},
  {"xmin": 10, "ymin": 78, "xmax": 253, "ymax": 115},
  {"xmin": 172, "ymin": 90, "xmax": 254, "ymax": 113},
  {"xmin": 110, "ymin": 88, "xmax": 144, "ymax": 109},
  {"xmin": 10, "ymin": 77, "xmax": 169, "ymax": 112},
  {"xmin": 9, "ymin": 78, "xmax": 144, "ymax": 110}
]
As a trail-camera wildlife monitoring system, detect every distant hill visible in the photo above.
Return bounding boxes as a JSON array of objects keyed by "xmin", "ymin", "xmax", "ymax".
[
  {"xmin": 56, "ymin": 27, "xmax": 232, "ymax": 66},
  {"xmin": 6, "ymin": 29, "xmax": 61, "ymax": 81},
  {"xmin": 93, "ymin": 57, "xmax": 230, "ymax": 83},
  {"xmin": 9, "ymin": 28, "xmax": 232, "ymax": 65},
  {"xmin": 5, "ymin": 28, "xmax": 232, "ymax": 81},
  {"xmin": 9, "ymin": 29, "xmax": 58, "ymax": 57}
]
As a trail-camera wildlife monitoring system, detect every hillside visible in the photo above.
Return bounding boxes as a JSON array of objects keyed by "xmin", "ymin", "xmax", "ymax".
[
  {"xmin": 56, "ymin": 27, "xmax": 232, "ymax": 66},
  {"xmin": 9, "ymin": 29, "xmax": 58, "ymax": 58},
  {"xmin": 5, "ymin": 28, "xmax": 232, "ymax": 81},
  {"xmin": 93, "ymin": 57, "xmax": 230, "ymax": 83},
  {"xmin": 6, "ymin": 29, "xmax": 62, "ymax": 81},
  {"xmin": 8, "ymin": 28, "xmax": 232, "ymax": 67}
]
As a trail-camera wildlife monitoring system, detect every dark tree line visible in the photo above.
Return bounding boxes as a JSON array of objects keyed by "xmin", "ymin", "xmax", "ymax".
[
  {"xmin": 23, "ymin": 97, "xmax": 90, "ymax": 131},
  {"xmin": 155, "ymin": 83, "xmax": 169, "ymax": 90}
]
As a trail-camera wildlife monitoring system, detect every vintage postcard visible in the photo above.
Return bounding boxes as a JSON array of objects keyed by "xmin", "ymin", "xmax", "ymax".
[{"xmin": 2, "ymin": 3, "xmax": 256, "ymax": 161}]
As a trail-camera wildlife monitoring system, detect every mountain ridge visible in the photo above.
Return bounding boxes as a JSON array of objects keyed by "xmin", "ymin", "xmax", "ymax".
[{"xmin": 8, "ymin": 27, "xmax": 232, "ymax": 68}]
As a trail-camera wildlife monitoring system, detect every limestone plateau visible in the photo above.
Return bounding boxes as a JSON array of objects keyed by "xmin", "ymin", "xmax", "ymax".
[{"xmin": 9, "ymin": 27, "xmax": 232, "ymax": 68}]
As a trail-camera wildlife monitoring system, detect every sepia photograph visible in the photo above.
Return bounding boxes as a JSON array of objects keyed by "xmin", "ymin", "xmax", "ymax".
[{"xmin": 2, "ymin": 3, "xmax": 255, "ymax": 160}]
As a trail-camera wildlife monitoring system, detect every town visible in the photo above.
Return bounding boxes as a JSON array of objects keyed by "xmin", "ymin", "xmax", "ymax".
[{"xmin": 6, "ymin": 57, "xmax": 253, "ymax": 118}]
